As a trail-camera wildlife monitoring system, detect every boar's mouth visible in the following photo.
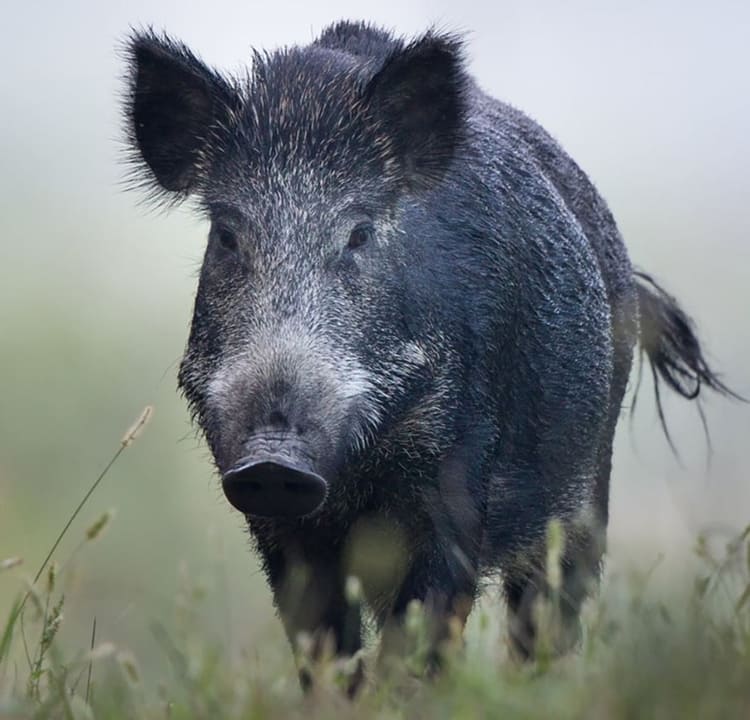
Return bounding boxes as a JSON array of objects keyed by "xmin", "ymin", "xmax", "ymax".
[{"xmin": 221, "ymin": 436, "xmax": 328, "ymax": 518}]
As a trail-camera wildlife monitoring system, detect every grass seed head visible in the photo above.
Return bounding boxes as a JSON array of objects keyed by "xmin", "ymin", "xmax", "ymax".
[
  {"xmin": 117, "ymin": 651, "xmax": 140, "ymax": 684},
  {"xmin": 345, "ymin": 575, "xmax": 363, "ymax": 605},
  {"xmin": 86, "ymin": 642, "xmax": 117, "ymax": 661},
  {"xmin": 86, "ymin": 510, "xmax": 115, "ymax": 541},
  {"xmin": 46, "ymin": 562, "xmax": 58, "ymax": 594},
  {"xmin": 0, "ymin": 556, "xmax": 23, "ymax": 572},
  {"xmin": 546, "ymin": 519, "xmax": 566, "ymax": 592},
  {"xmin": 120, "ymin": 405, "xmax": 154, "ymax": 447}
]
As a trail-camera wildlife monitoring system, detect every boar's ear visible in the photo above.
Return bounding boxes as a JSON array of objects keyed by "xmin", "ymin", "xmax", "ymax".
[
  {"xmin": 124, "ymin": 31, "xmax": 238, "ymax": 198},
  {"xmin": 364, "ymin": 33, "xmax": 467, "ymax": 190}
]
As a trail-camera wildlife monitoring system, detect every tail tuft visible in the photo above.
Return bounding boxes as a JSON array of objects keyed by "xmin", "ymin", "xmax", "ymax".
[{"xmin": 633, "ymin": 270, "xmax": 742, "ymax": 453}]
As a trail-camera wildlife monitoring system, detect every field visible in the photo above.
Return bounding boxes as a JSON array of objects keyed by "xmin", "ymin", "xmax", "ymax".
[{"xmin": 1, "ymin": 425, "xmax": 749, "ymax": 719}]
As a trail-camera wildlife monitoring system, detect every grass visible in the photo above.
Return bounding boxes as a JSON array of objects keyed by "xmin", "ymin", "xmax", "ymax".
[{"xmin": 1, "ymin": 409, "xmax": 749, "ymax": 719}]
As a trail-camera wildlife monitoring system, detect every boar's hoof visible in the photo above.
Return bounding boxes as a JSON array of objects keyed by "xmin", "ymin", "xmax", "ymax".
[{"xmin": 222, "ymin": 457, "xmax": 327, "ymax": 518}]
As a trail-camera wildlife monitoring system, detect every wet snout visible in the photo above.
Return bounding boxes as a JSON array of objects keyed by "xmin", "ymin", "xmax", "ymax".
[{"xmin": 221, "ymin": 435, "xmax": 328, "ymax": 518}]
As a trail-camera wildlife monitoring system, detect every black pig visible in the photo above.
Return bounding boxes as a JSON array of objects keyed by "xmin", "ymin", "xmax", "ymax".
[{"xmin": 123, "ymin": 21, "xmax": 736, "ymax": 672}]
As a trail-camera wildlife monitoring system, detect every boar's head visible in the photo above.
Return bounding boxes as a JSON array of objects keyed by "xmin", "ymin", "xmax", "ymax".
[{"xmin": 124, "ymin": 28, "xmax": 469, "ymax": 519}]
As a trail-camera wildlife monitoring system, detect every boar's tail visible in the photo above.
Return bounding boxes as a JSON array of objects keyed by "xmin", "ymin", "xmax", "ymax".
[{"xmin": 632, "ymin": 270, "xmax": 742, "ymax": 454}]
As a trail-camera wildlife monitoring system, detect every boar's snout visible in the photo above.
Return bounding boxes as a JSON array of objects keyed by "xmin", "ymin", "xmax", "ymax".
[{"xmin": 222, "ymin": 437, "xmax": 328, "ymax": 518}]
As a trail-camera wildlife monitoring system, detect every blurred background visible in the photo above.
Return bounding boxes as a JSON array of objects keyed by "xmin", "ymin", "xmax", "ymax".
[{"xmin": 1, "ymin": 0, "xmax": 748, "ymax": 686}]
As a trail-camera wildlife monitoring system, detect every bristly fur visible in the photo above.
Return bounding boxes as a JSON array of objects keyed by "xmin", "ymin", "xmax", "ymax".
[
  {"xmin": 314, "ymin": 19, "xmax": 401, "ymax": 62},
  {"xmin": 363, "ymin": 31, "xmax": 469, "ymax": 190},
  {"xmin": 122, "ymin": 24, "xmax": 469, "ymax": 209},
  {"xmin": 121, "ymin": 19, "xmax": 742, "ymax": 673},
  {"xmin": 120, "ymin": 27, "xmax": 241, "ymax": 209},
  {"xmin": 633, "ymin": 270, "xmax": 743, "ymax": 453}
]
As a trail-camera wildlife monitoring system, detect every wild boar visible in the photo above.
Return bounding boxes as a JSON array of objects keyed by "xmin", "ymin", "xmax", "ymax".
[{"xmin": 123, "ymin": 20, "xmax": 736, "ymax": 676}]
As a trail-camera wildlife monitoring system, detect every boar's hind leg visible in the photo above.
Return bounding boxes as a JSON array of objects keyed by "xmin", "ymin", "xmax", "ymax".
[
  {"xmin": 504, "ymin": 291, "xmax": 636, "ymax": 660},
  {"xmin": 503, "ymin": 522, "xmax": 605, "ymax": 660}
]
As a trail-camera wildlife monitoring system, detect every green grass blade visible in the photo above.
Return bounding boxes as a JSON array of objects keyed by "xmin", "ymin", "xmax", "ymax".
[{"xmin": 0, "ymin": 597, "xmax": 23, "ymax": 664}]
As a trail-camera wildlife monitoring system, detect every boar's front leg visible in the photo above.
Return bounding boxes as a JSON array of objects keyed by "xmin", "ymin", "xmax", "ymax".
[
  {"xmin": 258, "ymin": 537, "xmax": 362, "ymax": 692},
  {"xmin": 378, "ymin": 542, "xmax": 479, "ymax": 677},
  {"xmin": 376, "ymin": 454, "xmax": 486, "ymax": 677}
]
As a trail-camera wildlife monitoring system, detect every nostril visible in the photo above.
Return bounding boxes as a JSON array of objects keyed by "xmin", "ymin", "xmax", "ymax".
[
  {"xmin": 284, "ymin": 480, "xmax": 310, "ymax": 493},
  {"xmin": 268, "ymin": 410, "xmax": 288, "ymax": 428}
]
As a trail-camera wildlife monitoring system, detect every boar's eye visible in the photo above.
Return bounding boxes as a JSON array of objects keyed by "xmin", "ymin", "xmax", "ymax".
[
  {"xmin": 347, "ymin": 223, "xmax": 374, "ymax": 250},
  {"xmin": 214, "ymin": 224, "xmax": 238, "ymax": 253}
]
